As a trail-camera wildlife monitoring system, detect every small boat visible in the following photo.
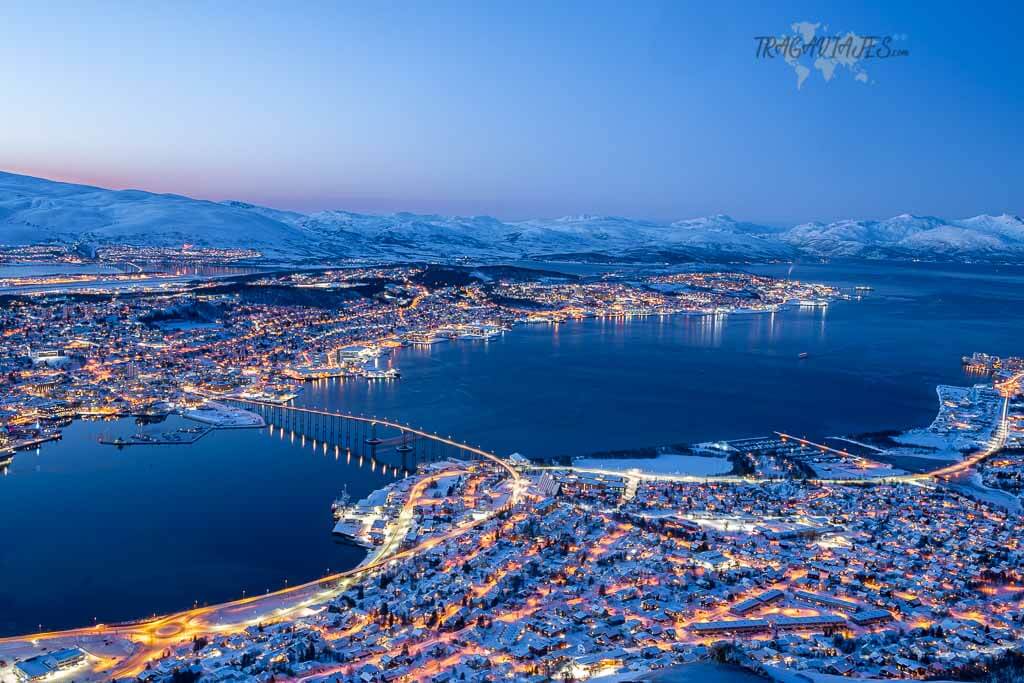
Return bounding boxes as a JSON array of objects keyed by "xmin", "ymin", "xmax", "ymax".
[{"xmin": 798, "ymin": 352, "xmax": 810, "ymax": 360}]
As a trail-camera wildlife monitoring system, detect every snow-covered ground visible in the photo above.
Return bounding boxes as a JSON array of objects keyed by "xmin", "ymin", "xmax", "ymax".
[
  {"xmin": 891, "ymin": 430, "xmax": 967, "ymax": 460},
  {"xmin": 763, "ymin": 664, "xmax": 958, "ymax": 683},
  {"xmin": 809, "ymin": 461, "xmax": 907, "ymax": 479},
  {"xmin": 574, "ymin": 453, "xmax": 732, "ymax": 476},
  {"xmin": 183, "ymin": 402, "xmax": 265, "ymax": 428},
  {"xmin": 950, "ymin": 471, "xmax": 1022, "ymax": 513},
  {"xmin": 891, "ymin": 384, "xmax": 1004, "ymax": 460}
]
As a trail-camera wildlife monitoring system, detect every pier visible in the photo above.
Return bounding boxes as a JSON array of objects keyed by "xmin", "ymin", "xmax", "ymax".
[{"xmin": 98, "ymin": 427, "xmax": 212, "ymax": 447}]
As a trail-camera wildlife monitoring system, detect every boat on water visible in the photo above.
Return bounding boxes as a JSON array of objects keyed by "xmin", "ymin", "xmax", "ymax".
[
  {"xmin": 365, "ymin": 367, "xmax": 400, "ymax": 380},
  {"xmin": 408, "ymin": 335, "xmax": 447, "ymax": 346},
  {"xmin": 739, "ymin": 303, "xmax": 780, "ymax": 314},
  {"xmin": 798, "ymin": 352, "xmax": 810, "ymax": 359}
]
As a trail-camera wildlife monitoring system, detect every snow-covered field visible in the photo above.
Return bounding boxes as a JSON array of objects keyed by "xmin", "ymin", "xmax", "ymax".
[
  {"xmin": 891, "ymin": 430, "xmax": 966, "ymax": 460},
  {"xmin": 574, "ymin": 453, "xmax": 732, "ymax": 476},
  {"xmin": 810, "ymin": 461, "xmax": 907, "ymax": 479}
]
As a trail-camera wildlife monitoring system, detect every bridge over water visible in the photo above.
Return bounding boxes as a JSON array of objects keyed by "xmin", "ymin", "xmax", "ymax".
[
  {"xmin": 224, "ymin": 398, "xmax": 514, "ymax": 476},
  {"xmin": 0, "ymin": 402, "xmax": 525, "ymax": 680}
]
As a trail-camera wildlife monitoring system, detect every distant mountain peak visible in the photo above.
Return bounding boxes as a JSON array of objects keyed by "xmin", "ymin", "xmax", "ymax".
[
  {"xmin": 781, "ymin": 212, "xmax": 1024, "ymax": 259},
  {"xmin": 0, "ymin": 170, "xmax": 1020, "ymax": 264}
]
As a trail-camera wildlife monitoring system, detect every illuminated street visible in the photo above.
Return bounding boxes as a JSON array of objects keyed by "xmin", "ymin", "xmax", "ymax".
[{"xmin": 2, "ymin": 263, "xmax": 1023, "ymax": 682}]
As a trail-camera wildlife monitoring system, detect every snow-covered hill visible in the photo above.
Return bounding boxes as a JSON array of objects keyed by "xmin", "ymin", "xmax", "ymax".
[
  {"xmin": 292, "ymin": 210, "xmax": 514, "ymax": 259},
  {"xmin": 0, "ymin": 171, "xmax": 1021, "ymax": 263},
  {"xmin": 505, "ymin": 214, "xmax": 792, "ymax": 261},
  {"xmin": 0, "ymin": 172, "xmax": 318, "ymax": 260},
  {"xmin": 780, "ymin": 213, "xmax": 1024, "ymax": 260}
]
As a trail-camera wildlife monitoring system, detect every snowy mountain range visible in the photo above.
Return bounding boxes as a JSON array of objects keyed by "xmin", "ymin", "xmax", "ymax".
[
  {"xmin": 781, "ymin": 214, "xmax": 1024, "ymax": 260},
  {"xmin": 1, "ymin": 171, "xmax": 1022, "ymax": 263}
]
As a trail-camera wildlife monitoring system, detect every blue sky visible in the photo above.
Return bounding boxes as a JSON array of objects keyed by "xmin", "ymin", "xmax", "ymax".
[{"xmin": 3, "ymin": 1, "xmax": 1021, "ymax": 223}]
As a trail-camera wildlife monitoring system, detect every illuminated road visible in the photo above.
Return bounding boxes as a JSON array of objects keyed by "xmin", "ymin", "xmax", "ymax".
[
  {"xmin": 532, "ymin": 460, "xmax": 916, "ymax": 486},
  {"xmin": 0, "ymin": 381, "xmax": 1014, "ymax": 678},
  {"xmin": 910, "ymin": 393, "xmax": 1011, "ymax": 481},
  {"xmin": 0, "ymin": 468, "xmax": 481, "ymax": 678},
  {"xmin": 539, "ymin": 393, "xmax": 1014, "ymax": 489},
  {"xmin": 776, "ymin": 388, "xmax": 1014, "ymax": 485},
  {"xmin": 225, "ymin": 398, "xmax": 523, "ymax": 484},
  {"xmin": 0, "ymin": 407, "xmax": 524, "ymax": 680},
  {"xmin": 772, "ymin": 432, "xmax": 860, "ymax": 459}
]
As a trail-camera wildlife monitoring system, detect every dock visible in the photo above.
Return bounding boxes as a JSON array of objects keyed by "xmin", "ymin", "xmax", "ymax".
[
  {"xmin": 99, "ymin": 427, "xmax": 212, "ymax": 447},
  {"xmin": 9, "ymin": 433, "xmax": 62, "ymax": 451}
]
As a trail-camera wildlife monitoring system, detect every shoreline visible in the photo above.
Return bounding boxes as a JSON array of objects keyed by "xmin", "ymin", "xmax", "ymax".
[
  {"xmin": 562, "ymin": 371, "xmax": 1012, "ymax": 482},
  {"xmin": 1, "ymin": 283, "xmax": 1016, "ymax": 645}
]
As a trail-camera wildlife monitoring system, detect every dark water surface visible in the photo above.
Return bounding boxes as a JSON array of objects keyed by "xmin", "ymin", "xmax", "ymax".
[
  {"xmin": 298, "ymin": 261, "xmax": 1024, "ymax": 457},
  {"xmin": 0, "ymin": 416, "xmax": 394, "ymax": 635},
  {"xmin": 1, "ymin": 262, "xmax": 1021, "ymax": 634}
]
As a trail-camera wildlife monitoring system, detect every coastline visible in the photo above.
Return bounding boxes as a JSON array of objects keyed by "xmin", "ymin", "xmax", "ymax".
[{"xmin": 2, "ymin": 270, "xmax": 1015, "ymax": 651}]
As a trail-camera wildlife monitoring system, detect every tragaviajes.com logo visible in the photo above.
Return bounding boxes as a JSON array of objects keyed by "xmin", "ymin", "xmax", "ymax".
[{"xmin": 755, "ymin": 21, "xmax": 909, "ymax": 89}]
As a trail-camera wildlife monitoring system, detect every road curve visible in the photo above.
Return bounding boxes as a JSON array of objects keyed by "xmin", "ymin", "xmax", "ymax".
[{"xmin": 0, "ymin": 406, "xmax": 524, "ymax": 679}]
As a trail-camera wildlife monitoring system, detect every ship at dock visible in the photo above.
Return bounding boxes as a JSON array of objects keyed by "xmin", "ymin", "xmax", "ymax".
[{"xmin": 364, "ymin": 367, "xmax": 400, "ymax": 380}]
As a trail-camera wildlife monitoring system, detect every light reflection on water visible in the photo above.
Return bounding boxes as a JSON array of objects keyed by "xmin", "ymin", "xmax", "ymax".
[{"xmin": 1, "ymin": 262, "xmax": 1022, "ymax": 635}]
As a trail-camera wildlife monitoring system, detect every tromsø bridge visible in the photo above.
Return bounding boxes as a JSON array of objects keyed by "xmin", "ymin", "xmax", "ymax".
[{"xmin": 223, "ymin": 397, "xmax": 514, "ymax": 476}]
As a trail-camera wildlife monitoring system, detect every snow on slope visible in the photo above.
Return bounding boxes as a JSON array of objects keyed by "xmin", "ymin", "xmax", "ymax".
[
  {"xmin": 1, "ymin": 171, "xmax": 1021, "ymax": 263},
  {"xmin": 0, "ymin": 172, "xmax": 793, "ymax": 261},
  {"xmin": 505, "ymin": 214, "xmax": 792, "ymax": 260},
  {"xmin": 0, "ymin": 172, "xmax": 319, "ymax": 259},
  {"xmin": 780, "ymin": 213, "xmax": 1024, "ymax": 259},
  {"xmin": 657, "ymin": 215, "xmax": 792, "ymax": 259},
  {"xmin": 292, "ymin": 210, "xmax": 513, "ymax": 258}
]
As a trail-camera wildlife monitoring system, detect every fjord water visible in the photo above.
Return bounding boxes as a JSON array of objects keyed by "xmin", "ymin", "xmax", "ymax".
[
  {"xmin": 299, "ymin": 261, "xmax": 1024, "ymax": 458},
  {"xmin": 0, "ymin": 416, "xmax": 396, "ymax": 636},
  {"xmin": 1, "ymin": 262, "xmax": 1022, "ymax": 635}
]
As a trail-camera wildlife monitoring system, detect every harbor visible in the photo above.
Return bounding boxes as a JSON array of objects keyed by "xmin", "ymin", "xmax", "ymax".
[
  {"xmin": 1, "ymin": 262, "xmax": 1022, "ymax": 637},
  {"xmin": 97, "ymin": 403, "xmax": 265, "ymax": 447},
  {"xmin": 99, "ymin": 425, "xmax": 211, "ymax": 447}
]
